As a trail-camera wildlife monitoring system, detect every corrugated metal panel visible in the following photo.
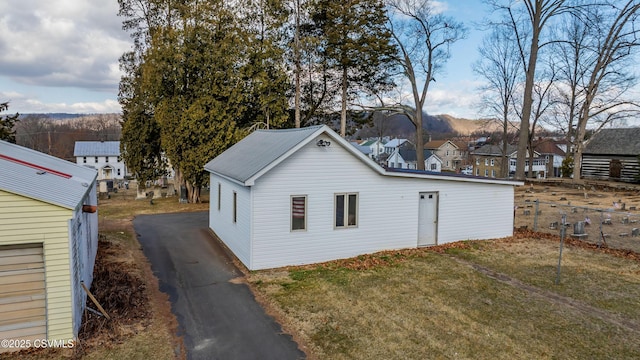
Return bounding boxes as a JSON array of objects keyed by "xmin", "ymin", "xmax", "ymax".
[
  {"xmin": 204, "ymin": 126, "xmax": 324, "ymax": 183},
  {"xmin": 73, "ymin": 141, "xmax": 121, "ymax": 157},
  {"xmin": 0, "ymin": 140, "xmax": 97, "ymax": 210},
  {"xmin": 0, "ymin": 244, "xmax": 46, "ymax": 352}
]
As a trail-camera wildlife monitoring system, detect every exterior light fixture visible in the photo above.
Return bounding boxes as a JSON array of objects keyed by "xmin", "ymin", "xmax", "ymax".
[{"xmin": 316, "ymin": 139, "xmax": 331, "ymax": 147}]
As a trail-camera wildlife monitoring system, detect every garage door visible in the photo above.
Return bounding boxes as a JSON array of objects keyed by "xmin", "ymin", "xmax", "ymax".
[{"xmin": 0, "ymin": 244, "xmax": 46, "ymax": 349}]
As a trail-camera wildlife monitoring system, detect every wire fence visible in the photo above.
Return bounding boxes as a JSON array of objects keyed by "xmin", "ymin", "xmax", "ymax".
[{"xmin": 515, "ymin": 199, "xmax": 640, "ymax": 253}]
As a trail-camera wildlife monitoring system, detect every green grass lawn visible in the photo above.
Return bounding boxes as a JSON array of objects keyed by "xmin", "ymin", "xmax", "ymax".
[{"xmin": 249, "ymin": 237, "xmax": 640, "ymax": 360}]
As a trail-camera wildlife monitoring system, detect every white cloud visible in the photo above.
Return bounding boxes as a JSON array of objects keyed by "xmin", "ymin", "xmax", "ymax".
[
  {"xmin": 1, "ymin": 90, "xmax": 121, "ymax": 113},
  {"xmin": 0, "ymin": 0, "xmax": 130, "ymax": 91}
]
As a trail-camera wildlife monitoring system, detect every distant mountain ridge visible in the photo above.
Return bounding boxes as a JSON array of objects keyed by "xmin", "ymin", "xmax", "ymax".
[{"xmin": 356, "ymin": 113, "xmax": 515, "ymax": 139}]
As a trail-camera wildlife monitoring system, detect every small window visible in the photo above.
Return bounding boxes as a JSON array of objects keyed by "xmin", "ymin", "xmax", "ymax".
[
  {"xmin": 83, "ymin": 156, "xmax": 87, "ymax": 163},
  {"xmin": 490, "ymin": 159, "xmax": 494, "ymax": 166},
  {"xmin": 484, "ymin": 159, "xmax": 488, "ymax": 166},
  {"xmin": 95, "ymin": 157, "xmax": 98, "ymax": 163},
  {"xmin": 106, "ymin": 156, "xmax": 109, "ymax": 163},
  {"xmin": 430, "ymin": 163, "xmax": 437, "ymax": 171},
  {"xmin": 476, "ymin": 168, "xmax": 479, "ymax": 176},
  {"xmin": 117, "ymin": 168, "xmax": 121, "ymax": 176},
  {"xmin": 484, "ymin": 169, "xmax": 489, "ymax": 177},
  {"xmin": 232, "ymin": 191, "xmax": 237, "ymax": 223},
  {"xmin": 475, "ymin": 159, "xmax": 479, "ymax": 165},
  {"xmin": 491, "ymin": 170, "xmax": 496, "ymax": 177},
  {"xmin": 446, "ymin": 150, "xmax": 449, "ymax": 156},
  {"xmin": 291, "ymin": 196, "xmax": 307, "ymax": 231},
  {"xmin": 217, "ymin": 183, "xmax": 222, "ymax": 211},
  {"xmin": 335, "ymin": 193, "xmax": 358, "ymax": 228}
]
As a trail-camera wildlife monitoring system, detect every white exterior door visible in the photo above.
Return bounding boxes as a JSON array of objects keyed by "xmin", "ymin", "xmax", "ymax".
[{"xmin": 418, "ymin": 192, "xmax": 438, "ymax": 246}]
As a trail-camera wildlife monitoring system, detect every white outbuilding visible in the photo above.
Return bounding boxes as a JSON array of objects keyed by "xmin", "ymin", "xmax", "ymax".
[
  {"xmin": 204, "ymin": 125, "xmax": 521, "ymax": 270},
  {"xmin": 0, "ymin": 140, "xmax": 98, "ymax": 349}
]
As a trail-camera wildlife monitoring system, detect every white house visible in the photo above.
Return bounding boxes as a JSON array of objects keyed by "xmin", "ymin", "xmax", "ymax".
[
  {"xmin": 383, "ymin": 138, "xmax": 410, "ymax": 154},
  {"xmin": 360, "ymin": 138, "xmax": 386, "ymax": 159},
  {"xmin": 0, "ymin": 140, "xmax": 98, "ymax": 347},
  {"xmin": 387, "ymin": 148, "xmax": 443, "ymax": 171},
  {"xmin": 204, "ymin": 126, "xmax": 521, "ymax": 270},
  {"xmin": 74, "ymin": 141, "xmax": 127, "ymax": 180}
]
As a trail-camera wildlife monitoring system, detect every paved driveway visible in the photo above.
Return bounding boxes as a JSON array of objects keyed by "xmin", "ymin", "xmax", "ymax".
[{"xmin": 134, "ymin": 212, "xmax": 305, "ymax": 360}]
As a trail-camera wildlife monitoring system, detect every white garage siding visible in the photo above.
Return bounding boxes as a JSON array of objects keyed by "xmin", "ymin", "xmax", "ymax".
[
  {"xmin": 249, "ymin": 135, "xmax": 515, "ymax": 270},
  {"xmin": 208, "ymin": 174, "xmax": 252, "ymax": 268}
]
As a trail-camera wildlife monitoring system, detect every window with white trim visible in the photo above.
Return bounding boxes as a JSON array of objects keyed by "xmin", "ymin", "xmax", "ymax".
[
  {"xmin": 335, "ymin": 193, "xmax": 358, "ymax": 228},
  {"xmin": 291, "ymin": 196, "xmax": 307, "ymax": 231},
  {"xmin": 490, "ymin": 159, "xmax": 494, "ymax": 166}
]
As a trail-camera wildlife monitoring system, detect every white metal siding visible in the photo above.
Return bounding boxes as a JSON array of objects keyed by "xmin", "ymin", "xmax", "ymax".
[
  {"xmin": 248, "ymin": 136, "xmax": 515, "ymax": 270},
  {"xmin": 208, "ymin": 174, "xmax": 252, "ymax": 268}
]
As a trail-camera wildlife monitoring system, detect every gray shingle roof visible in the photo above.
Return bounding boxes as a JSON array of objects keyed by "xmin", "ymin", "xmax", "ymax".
[
  {"xmin": 204, "ymin": 126, "xmax": 325, "ymax": 183},
  {"xmin": 583, "ymin": 128, "xmax": 640, "ymax": 155},
  {"xmin": 74, "ymin": 141, "xmax": 121, "ymax": 157},
  {"xmin": 0, "ymin": 140, "xmax": 97, "ymax": 209},
  {"xmin": 473, "ymin": 144, "xmax": 516, "ymax": 156},
  {"xmin": 398, "ymin": 149, "xmax": 435, "ymax": 162}
]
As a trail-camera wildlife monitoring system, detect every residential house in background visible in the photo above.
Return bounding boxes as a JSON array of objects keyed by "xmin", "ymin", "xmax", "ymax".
[
  {"xmin": 383, "ymin": 138, "xmax": 411, "ymax": 155},
  {"xmin": 74, "ymin": 141, "xmax": 127, "ymax": 180},
  {"xmin": 472, "ymin": 144, "xmax": 515, "ymax": 178},
  {"xmin": 581, "ymin": 128, "xmax": 640, "ymax": 183},
  {"xmin": 534, "ymin": 139, "xmax": 566, "ymax": 177},
  {"xmin": 359, "ymin": 138, "xmax": 386, "ymax": 160},
  {"xmin": 350, "ymin": 141, "xmax": 373, "ymax": 158},
  {"xmin": 204, "ymin": 125, "xmax": 521, "ymax": 270},
  {"xmin": 473, "ymin": 144, "xmax": 548, "ymax": 178},
  {"xmin": 387, "ymin": 148, "xmax": 442, "ymax": 172},
  {"xmin": 424, "ymin": 139, "xmax": 471, "ymax": 172},
  {"xmin": 0, "ymin": 140, "xmax": 98, "ymax": 348}
]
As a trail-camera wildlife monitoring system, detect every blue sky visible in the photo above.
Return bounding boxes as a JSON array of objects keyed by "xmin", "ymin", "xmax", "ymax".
[{"xmin": 0, "ymin": 0, "xmax": 491, "ymax": 118}]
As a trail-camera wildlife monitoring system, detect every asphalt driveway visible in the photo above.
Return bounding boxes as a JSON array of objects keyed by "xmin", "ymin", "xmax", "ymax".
[{"xmin": 134, "ymin": 212, "xmax": 305, "ymax": 360}]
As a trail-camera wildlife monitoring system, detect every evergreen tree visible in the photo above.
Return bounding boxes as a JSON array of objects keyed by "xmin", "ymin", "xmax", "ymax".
[
  {"xmin": 0, "ymin": 102, "xmax": 19, "ymax": 143},
  {"xmin": 311, "ymin": 0, "xmax": 396, "ymax": 136}
]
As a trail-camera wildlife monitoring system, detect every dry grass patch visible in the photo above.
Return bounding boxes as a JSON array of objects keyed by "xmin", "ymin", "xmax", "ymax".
[
  {"xmin": 250, "ymin": 237, "xmax": 640, "ymax": 359},
  {"xmin": 98, "ymin": 190, "xmax": 209, "ymax": 221}
]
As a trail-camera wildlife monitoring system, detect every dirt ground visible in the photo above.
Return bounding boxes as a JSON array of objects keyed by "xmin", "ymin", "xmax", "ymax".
[{"xmin": 515, "ymin": 181, "xmax": 640, "ymax": 252}]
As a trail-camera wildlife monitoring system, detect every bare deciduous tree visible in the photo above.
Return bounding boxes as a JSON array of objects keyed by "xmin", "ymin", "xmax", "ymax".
[
  {"xmin": 386, "ymin": 0, "xmax": 467, "ymax": 170},
  {"xmin": 474, "ymin": 28, "xmax": 522, "ymax": 177},
  {"xmin": 489, "ymin": 0, "xmax": 570, "ymax": 180}
]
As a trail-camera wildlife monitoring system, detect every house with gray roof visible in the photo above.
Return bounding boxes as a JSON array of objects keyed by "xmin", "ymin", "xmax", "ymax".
[
  {"xmin": 582, "ymin": 128, "xmax": 640, "ymax": 182},
  {"xmin": 0, "ymin": 140, "xmax": 98, "ymax": 346},
  {"xmin": 204, "ymin": 125, "xmax": 521, "ymax": 270},
  {"xmin": 387, "ymin": 148, "xmax": 442, "ymax": 172},
  {"xmin": 74, "ymin": 141, "xmax": 127, "ymax": 180}
]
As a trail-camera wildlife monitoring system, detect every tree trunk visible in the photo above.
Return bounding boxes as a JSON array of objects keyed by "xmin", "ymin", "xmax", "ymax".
[
  {"xmin": 415, "ymin": 111, "xmax": 425, "ymax": 170},
  {"xmin": 515, "ymin": 7, "xmax": 542, "ymax": 181},
  {"xmin": 294, "ymin": 0, "xmax": 301, "ymax": 128},
  {"xmin": 340, "ymin": 66, "xmax": 347, "ymax": 137}
]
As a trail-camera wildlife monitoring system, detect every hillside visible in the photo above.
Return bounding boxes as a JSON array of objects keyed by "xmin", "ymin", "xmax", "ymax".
[{"xmin": 355, "ymin": 113, "xmax": 518, "ymax": 139}]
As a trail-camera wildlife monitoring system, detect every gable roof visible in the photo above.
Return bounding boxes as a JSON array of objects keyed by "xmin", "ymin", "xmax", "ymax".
[
  {"xmin": 0, "ymin": 140, "xmax": 97, "ymax": 209},
  {"xmin": 398, "ymin": 149, "xmax": 437, "ymax": 162},
  {"xmin": 384, "ymin": 138, "xmax": 408, "ymax": 148},
  {"xmin": 534, "ymin": 139, "xmax": 566, "ymax": 156},
  {"xmin": 473, "ymin": 144, "xmax": 516, "ymax": 156},
  {"xmin": 205, "ymin": 126, "xmax": 521, "ymax": 187},
  {"xmin": 74, "ymin": 141, "xmax": 121, "ymax": 157},
  {"xmin": 204, "ymin": 126, "xmax": 383, "ymax": 185},
  {"xmin": 584, "ymin": 128, "xmax": 640, "ymax": 155}
]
